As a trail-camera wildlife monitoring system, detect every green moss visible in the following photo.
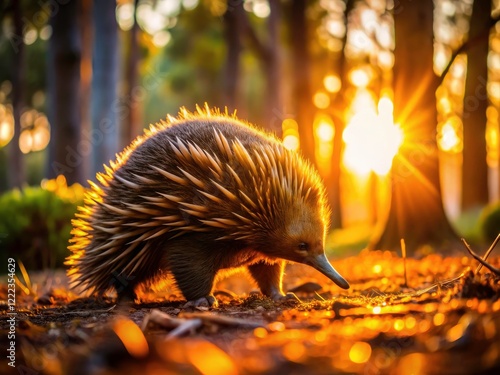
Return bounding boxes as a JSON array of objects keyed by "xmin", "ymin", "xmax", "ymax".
[{"xmin": 480, "ymin": 203, "xmax": 500, "ymax": 243}]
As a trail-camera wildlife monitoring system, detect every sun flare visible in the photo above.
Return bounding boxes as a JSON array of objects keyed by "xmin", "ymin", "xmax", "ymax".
[{"xmin": 343, "ymin": 95, "xmax": 403, "ymax": 176}]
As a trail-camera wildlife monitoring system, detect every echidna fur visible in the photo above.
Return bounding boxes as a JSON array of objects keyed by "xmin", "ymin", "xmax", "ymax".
[{"xmin": 66, "ymin": 105, "xmax": 349, "ymax": 306}]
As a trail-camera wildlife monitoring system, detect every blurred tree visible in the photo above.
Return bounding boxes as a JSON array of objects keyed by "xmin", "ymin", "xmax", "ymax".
[
  {"xmin": 461, "ymin": 0, "xmax": 491, "ymax": 210},
  {"xmin": 263, "ymin": 0, "xmax": 282, "ymax": 133},
  {"xmin": 223, "ymin": 0, "xmax": 282, "ymax": 132},
  {"xmin": 91, "ymin": 0, "xmax": 119, "ymax": 176},
  {"xmin": 47, "ymin": 0, "xmax": 83, "ymax": 185},
  {"xmin": 327, "ymin": 0, "xmax": 357, "ymax": 229},
  {"xmin": 156, "ymin": 5, "xmax": 225, "ymax": 120},
  {"xmin": 80, "ymin": 0, "xmax": 92, "ymax": 181},
  {"xmin": 370, "ymin": 0, "xmax": 457, "ymax": 252},
  {"xmin": 222, "ymin": 0, "xmax": 244, "ymax": 112},
  {"xmin": 121, "ymin": 0, "xmax": 141, "ymax": 149},
  {"xmin": 8, "ymin": 0, "xmax": 26, "ymax": 189},
  {"xmin": 287, "ymin": 0, "xmax": 315, "ymax": 164},
  {"xmin": 0, "ymin": 1, "xmax": 48, "ymax": 104}
]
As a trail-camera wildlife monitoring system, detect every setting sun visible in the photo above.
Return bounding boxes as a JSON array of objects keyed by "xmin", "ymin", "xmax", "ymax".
[{"xmin": 343, "ymin": 96, "xmax": 403, "ymax": 176}]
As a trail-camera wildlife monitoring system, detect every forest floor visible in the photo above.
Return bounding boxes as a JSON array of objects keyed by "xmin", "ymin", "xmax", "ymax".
[{"xmin": 1, "ymin": 248, "xmax": 500, "ymax": 375}]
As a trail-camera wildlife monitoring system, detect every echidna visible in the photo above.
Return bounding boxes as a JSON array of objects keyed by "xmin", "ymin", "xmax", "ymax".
[{"xmin": 66, "ymin": 106, "xmax": 349, "ymax": 306}]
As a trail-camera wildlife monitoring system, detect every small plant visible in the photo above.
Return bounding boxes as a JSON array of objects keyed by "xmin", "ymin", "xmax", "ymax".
[
  {"xmin": 0, "ymin": 175, "xmax": 84, "ymax": 270},
  {"xmin": 480, "ymin": 202, "xmax": 500, "ymax": 243}
]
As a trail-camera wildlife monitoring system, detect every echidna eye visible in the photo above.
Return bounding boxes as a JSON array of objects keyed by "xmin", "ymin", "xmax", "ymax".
[{"xmin": 298, "ymin": 242, "xmax": 309, "ymax": 251}]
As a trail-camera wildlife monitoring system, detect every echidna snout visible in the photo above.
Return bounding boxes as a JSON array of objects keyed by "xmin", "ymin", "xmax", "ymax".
[
  {"xmin": 263, "ymin": 202, "xmax": 350, "ymax": 290},
  {"xmin": 66, "ymin": 106, "xmax": 350, "ymax": 306}
]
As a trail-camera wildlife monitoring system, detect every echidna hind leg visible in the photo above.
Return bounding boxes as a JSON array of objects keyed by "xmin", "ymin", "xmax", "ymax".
[
  {"xmin": 115, "ymin": 280, "xmax": 138, "ymax": 303},
  {"xmin": 248, "ymin": 261, "xmax": 286, "ymax": 300},
  {"xmin": 167, "ymin": 242, "xmax": 219, "ymax": 307}
]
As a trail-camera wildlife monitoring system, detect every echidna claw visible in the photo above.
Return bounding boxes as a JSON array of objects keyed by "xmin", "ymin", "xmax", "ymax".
[
  {"xmin": 183, "ymin": 295, "xmax": 218, "ymax": 308},
  {"xmin": 271, "ymin": 292, "xmax": 298, "ymax": 302}
]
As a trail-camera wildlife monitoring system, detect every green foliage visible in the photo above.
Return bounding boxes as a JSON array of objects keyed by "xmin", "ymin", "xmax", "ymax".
[
  {"xmin": 326, "ymin": 224, "xmax": 371, "ymax": 257},
  {"xmin": 0, "ymin": 176, "xmax": 84, "ymax": 271},
  {"xmin": 142, "ymin": 4, "xmax": 227, "ymax": 125},
  {"xmin": 452, "ymin": 207, "xmax": 483, "ymax": 244},
  {"xmin": 480, "ymin": 203, "xmax": 500, "ymax": 243}
]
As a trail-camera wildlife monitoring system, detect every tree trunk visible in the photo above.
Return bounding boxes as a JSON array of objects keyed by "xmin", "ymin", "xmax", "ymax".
[
  {"xmin": 288, "ymin": 0, "xmax": 315, "ymax": 164},
  {"xmin": 8, "ymin": 0, "xmax": 25, "ymax": 189},
  {"xmin": 47, "ymin": 0, "xmax": 83, "ymax": 185},
  {"xmin": 370, "ymin": 0, "xmax": 458, "ymax": 252},
  {"xmin": 264, "ymin": 0, "xmax": 282, "ymax": 134},
  {"xmin": 121, "ymin": 0, "xmax": 141, "ymax": 149},
  {"xmin": 223, "ymin": 0, "xmax": 243, "ymax": 112},
  {"xmin": 80, "ymin": 0, "xmax": 92, "ymax": 182},
  {"xmin": 91, "ymin": 0, "xmax": 119, "ymax": 176},
  {"xmin": 462, "ymin": 0, "xmax": 491, "ymax": 210},
  {"xmin": 327, "ymin": 0, "xmax": 357, "ymax": 229}
]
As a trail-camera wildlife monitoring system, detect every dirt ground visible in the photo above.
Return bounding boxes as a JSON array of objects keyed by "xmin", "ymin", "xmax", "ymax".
[{"xmin": 1, "ymin": 250, "xmax": 500, "ymax": 375}]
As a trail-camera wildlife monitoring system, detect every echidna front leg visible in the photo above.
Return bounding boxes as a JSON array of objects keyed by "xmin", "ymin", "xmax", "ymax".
[{"xmin": 248, "ymin": 261, "xmax": 286, "ymax": 300}]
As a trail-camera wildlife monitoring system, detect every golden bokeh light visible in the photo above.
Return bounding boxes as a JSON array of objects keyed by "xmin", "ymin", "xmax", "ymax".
[
  {"xmin": 437, "ymin": 96, "xmax": 452, "ymax": 115},
  {"xmin": 283, "ymin": 134, "xmax": 300, "ymax": 151},
  {"xmin": 446, "ymin": 321, "xmax": 466, "ymax": 343},
  {"xmin": 316, "ymin": 120, "xmax": 335, "ymax": 142},
  {"xmin": 437, "ymin": 116, "xmax": 462, "ymax": 153},
  {"xmin": 349, "ymin": 341, "xmax": 372, "ymax": 364},
  {"xmin": 486, "ymin": 106, "xmax": 499, "ymax": 167},
  {"xmin": 489, "ymin": 82, "xmax": 500, "ymax": 101},
  {"xmin": 19, "ymin": 130, "xmax": 33, "ymax": 154},
  {"xmin": 313, "ymin": 91, "xmax": 331, "ymax": 109},
  {"xmin": 282, "ymin": 341, "xmax": 306, "ymax": 362},
  {"xmin": 323, "ymin": 74, "xmax": 342, "ymax": 93},
  {"xmin": 434, "ymin": 47, "xmax": 451, "ymax": 75},
  {"xmin": 187, "ymin": 340, "xmax": 238, "ymax": 375},
  {"xmin": 314, "ymin": 114, "xmax": 335, "ymax": 176},
  {"xmin": 253, "ymin": 327, "xmax": 268, "ymax": 339},
  {"xmin": 433, "ymin": 313, "xmax": 445, "ymax": 326},
  {"xmin": 348, "ymin": 67, "xmax": 371, "ymax": 88},
  {"xmin": 282, "ymin": 118, "xmax": 300, "ymax": 151},
  {"xmin": 152, "ymin": 30, "xmax": 172, "ymax": 48},
  {"xmin": 252, "ymin": 0, "xmax": 271, "ymax": 18},
  {"xmin": 113, "ymin": 318, "xmax": 149, "ymax": 358},
  {"xmin": 18, "ymin": 110, "xmax": 51, "ymax": 154},
  {"xmin": 0, "ymin": 103, "xmax": 14, "ymax": 147},
  {"xmin": 116, "ymin": 3, "xmax": 135, "ymax": 31},
  {"xmin": 372, "ymin": 264, "xmax": 382, "ymax": 274},
  {"xmin": 377, "ymin": 50, "xmax": 394, "ymax": 69},
  {"xmin": 268, "ymin": 321, "xmax": 285, "ymax": 332},
  {"xmin": 394, "ymin": 319, "xmax": 405, "ymax": 331},
  {"xmin": 372, "ymin": 306, "xmax": 382, "ymax": 314}
]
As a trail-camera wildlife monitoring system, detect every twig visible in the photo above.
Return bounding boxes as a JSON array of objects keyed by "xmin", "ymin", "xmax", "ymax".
[
  {"xmin": 51, "ymin": 306, "xmax": 116, "ymax": 316},
  {"xmin": 181, "ymin": 312, "xmax": 265, "ymax": 328},
  {"xmin": 461, "ymin": 237, "xmax": 500, "ymax": 276},
  {"xmin": 438, "ymin": 15, "xmax": 499, "ymax": 86},
  {"xmin": 314, "ymin": 291, "xmax": 325, "ymax": 301},
  {"xmin": 165, "ymin": 319, "xmax": 202, "ymax": 339},
  {"xmin": 475, "ymin": 233, "xmax": 500, "ymax": 273},
  {"xmin": 142, "ymin": 309, "xmax": 266, "ymax": 340},
  {"xmin": 400, "ymin": 238, "xmax": 408, "ymax": 287},
  {"xmin": 141, "ymin": 309, "xmax": 187, "ymax": 331},
  {"xmin": 15, "ymin": 260, "xmax": 33, "ymax": 295}
]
